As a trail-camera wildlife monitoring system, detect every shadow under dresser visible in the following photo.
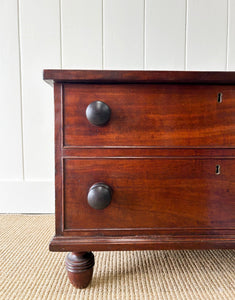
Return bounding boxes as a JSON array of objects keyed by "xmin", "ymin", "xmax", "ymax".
[{"xmin": 43, "ymin": 70, "xmax": 235, "ymax": 289}]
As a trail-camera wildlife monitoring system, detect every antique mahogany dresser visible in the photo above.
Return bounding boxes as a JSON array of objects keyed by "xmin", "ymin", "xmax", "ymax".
[{"xmin": 44, "ymin": 70, "xmax": 235, "ymax": 289}]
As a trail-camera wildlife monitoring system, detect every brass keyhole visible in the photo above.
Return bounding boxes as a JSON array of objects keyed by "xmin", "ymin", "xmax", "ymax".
[
  {"xmin": 217, "ymin": 93, "xmax": 222, "ymax": 103},
  {"xmin": 216, "ymin": 165, "xmax": 220, "ymax": 175}
]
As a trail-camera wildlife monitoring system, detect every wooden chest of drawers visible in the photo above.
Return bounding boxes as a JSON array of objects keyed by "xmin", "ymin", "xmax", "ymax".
[{"xmin": 44, "ymin": 70, "xmax": 235, "ymax": 289}]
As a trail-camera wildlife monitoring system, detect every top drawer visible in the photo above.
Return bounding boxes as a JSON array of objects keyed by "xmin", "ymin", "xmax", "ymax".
[{"xmin": 63, "ymin": 83, "xmax": 235, "ymax": 148}]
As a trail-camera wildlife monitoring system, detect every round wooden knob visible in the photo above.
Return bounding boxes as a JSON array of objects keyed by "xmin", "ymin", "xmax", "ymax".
[
  {"xmin": 87, "ymin": 183, "xmax": 112, "ymax": 210},
  {"xmin": 86, "ymin": 101, "xmax": 111, "ymax": 126}
]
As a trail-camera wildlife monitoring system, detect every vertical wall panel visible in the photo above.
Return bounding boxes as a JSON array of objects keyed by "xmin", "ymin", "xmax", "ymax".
[
  {"xmin": 0, "ymin": 0, "xmax": 23, "ymax": 179},
  {"xmin": 145, "ymin": 0, "xmax": 186, "ymax": 70},
  {"xmin": 187, "ymin": 0, "xmax": 227, "ymax": 71},
  {"xmin": 19, "ymin": 0, "xmax": 60, "ymax": 180},
  {"xmin": 61, "ymin": 0, "xmax": 102, "ymax": 69},
  {"xmin": 104, "ymin": 0, "xmax": 144, "ymax": 69},
  {"xmin": 0, "ymin": 181, "xmax": 54, "ymax": 213},
  {"xmin": 228, "ymin": 0, "xmax": 235, "ymax": 70}
]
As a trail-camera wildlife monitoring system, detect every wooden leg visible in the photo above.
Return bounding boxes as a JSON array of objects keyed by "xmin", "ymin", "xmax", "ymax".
[{"xmin": 65, "ymin": 252, "xmax": 95, "ymax": 289}]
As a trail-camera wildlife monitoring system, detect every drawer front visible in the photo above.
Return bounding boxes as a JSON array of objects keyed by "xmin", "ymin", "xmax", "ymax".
[
  {"xmin": 64, "ymin": 158, "xmax": 235, "ymax": 230},
  {"xmin": 63, "ymin": 84, "xmax": 235, "ymax": 147}
]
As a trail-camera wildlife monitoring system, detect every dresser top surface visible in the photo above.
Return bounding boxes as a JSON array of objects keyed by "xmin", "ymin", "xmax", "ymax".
[{"xmin": 43, "ymin": 70, "xmax": 235, "ymax": 86}]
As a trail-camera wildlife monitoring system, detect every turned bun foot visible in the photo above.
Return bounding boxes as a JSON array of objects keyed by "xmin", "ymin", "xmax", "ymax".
[{"xmin": 65, "ymin": 252, "xmax": 95, "ymax": 289}]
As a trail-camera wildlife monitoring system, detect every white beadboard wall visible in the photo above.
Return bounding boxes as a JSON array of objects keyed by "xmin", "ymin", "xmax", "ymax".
[{"xmin": 1, "ymin": 0, "xmax": 235, "ymax": 213}]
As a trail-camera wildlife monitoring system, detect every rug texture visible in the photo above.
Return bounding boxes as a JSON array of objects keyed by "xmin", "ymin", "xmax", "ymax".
[{"xmin": 0, "ymin": 215, "xmax": 234, "ymax": 300}]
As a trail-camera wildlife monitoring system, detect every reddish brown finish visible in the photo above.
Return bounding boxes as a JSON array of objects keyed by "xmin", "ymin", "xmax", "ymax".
[
  {"xmin": 54, "ymin": 83, "xmax": 63, "ymax": 236},
  {"xmin": 62, "ymin": 147, "xmax": 235, "ymax": 158},
  {"xmin": 50, "ymin": 235, "xmax": 235, "ymax": 252},
  {"xmin": 64, "ymin": 158, "xmax": 235, "ymax": 230},
  {"xmin": 65, "ymin": 252, "xmax": 94, "ymax": 288},
  {"xmin": 44, "ymin": 70, "xmax": 235, "ymax": 289},
  {"xmin": 44, "ymin": 69, "xmax": 235, "ymax": 85},
  {"xmin": 63, "ymin": 84, "xmax": 235, "ymax": 148}
]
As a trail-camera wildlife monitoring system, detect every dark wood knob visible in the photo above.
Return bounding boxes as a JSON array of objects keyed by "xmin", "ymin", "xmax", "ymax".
[
  {"xmin": 86, "ymin": 101, "xmax": 111, "ymax": 126},
  {"xmin": 87, "ymin": 183, "xmax": 112, "ymax": 210}
]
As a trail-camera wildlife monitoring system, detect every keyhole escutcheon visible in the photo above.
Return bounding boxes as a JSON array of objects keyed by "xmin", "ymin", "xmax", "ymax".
[
  {"xmin": 217, "ymin": 93, "xmax": 222, "ymax": 103},
  {"xmin": 216, "ymin": 164, "xmax": 221, "ymax": 175}
]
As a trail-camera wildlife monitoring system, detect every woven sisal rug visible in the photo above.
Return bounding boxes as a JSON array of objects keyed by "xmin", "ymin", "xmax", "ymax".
[{"xmin": 0, "ymin": 215, "xmax": 234, "ymax": 300}]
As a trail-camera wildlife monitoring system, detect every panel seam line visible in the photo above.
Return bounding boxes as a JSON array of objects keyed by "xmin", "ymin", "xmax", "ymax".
[
  {"xmin": 102, "ymin": 0, "xmax": 104, "ymax": 69},
  {"xmin": 17, "ymin": 0, "xmax": 25, "ymax": 180},
  {"xmin": 184, "ymin": 0, "xmax": 188, "ymax": 70},
  {"xmin": 59, "ymin": 0, "xmax": 63, "ymax": 68},
  {"xmin": 143, "ymin": 0, "xmax": 146, "ymax": 70},
  {"xmin": 226, "ymin": 0, "xmax": 230, "ymax": 70}
]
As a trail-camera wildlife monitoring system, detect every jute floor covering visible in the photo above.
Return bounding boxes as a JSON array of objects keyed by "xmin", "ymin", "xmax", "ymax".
[{"xmin": 0, "ymin": 215, "xmax": 234, "ymax": 300}]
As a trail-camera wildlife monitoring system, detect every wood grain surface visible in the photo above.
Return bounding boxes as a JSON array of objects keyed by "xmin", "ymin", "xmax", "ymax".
[
  {"xmin": 63, "ymin": 158, "xmax": 235, "ymax": 230},
  {"xmin": 43, "ymin": 70, "xmax": 235, "ymax": 84},
  {"xmin": 46, "ymin": 71, "xmax": 235, "ymax": 256},
  {"xmin": 63, "ymin": 83, "xmax": 235, "ymax": 147}
]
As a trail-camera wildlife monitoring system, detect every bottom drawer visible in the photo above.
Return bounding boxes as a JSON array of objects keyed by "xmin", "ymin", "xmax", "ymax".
[{"xmin": 64, "ymin": 158, "xmax": 235, "ymax": 230}]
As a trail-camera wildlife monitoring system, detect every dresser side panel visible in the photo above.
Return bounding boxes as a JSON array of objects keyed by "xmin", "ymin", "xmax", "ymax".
[{"xmin": 54, "ymin": 83, "xmax": 64, "ymax": 235}]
